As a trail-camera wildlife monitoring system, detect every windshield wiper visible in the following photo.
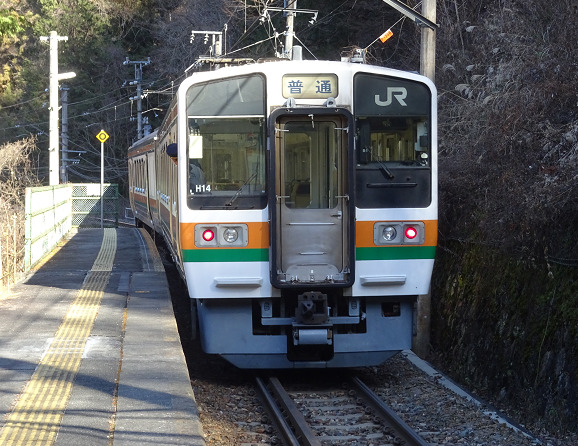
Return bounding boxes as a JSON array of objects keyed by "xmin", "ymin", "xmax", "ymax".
[
  {"xmin": 376, "ymin": 157, "xmax": 395, "ymax": 180},
  {"xmin": 226, "ymin": 172, "xmax": 258, "ymax": 207}
]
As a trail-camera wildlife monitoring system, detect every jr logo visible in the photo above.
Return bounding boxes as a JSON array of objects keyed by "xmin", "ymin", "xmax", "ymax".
[{"xmin": 375, "ymin": 87, "xmax": 408, "ymax": 106}]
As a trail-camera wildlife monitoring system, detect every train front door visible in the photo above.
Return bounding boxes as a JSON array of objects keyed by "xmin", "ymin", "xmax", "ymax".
[{"xmin": 272, "ymin": 113, "xmax": 354, "ymax": 287}]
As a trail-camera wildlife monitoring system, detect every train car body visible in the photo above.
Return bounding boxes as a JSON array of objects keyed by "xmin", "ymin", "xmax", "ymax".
[{"xmin": 128, "ymin": 58, "xmax": 437, "ymax": 368}]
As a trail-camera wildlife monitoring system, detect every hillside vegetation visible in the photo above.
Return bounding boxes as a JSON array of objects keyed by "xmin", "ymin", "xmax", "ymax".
[
  {"xmin": 0, "ymin": 0, "xmax": 576, "ymax": 434},
  {"xmin": 434, "ymin": 0, "xmax": 577, "ymax": 434}
]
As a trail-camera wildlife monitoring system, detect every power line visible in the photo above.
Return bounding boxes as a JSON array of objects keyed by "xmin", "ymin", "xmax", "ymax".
[{"xmin": 0, "ymin": 93, "xmax": 48, "ymax": 110}]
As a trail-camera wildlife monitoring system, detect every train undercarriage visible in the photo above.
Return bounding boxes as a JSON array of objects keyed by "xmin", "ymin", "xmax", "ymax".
[{"xmin": 195, "ymin": 290, "xmax": 416, "ymax": 369}]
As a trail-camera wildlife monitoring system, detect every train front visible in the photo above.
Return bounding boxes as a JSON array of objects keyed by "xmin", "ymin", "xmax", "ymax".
[{"xmin": 177, "ymin": 61, "xmax": 437, "ymax": 368}]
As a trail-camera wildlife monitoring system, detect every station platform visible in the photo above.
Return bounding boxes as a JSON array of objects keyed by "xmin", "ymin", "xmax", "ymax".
[{"xmin": 0, "ymin": 228, "xmax": 205, "ymax": 445}]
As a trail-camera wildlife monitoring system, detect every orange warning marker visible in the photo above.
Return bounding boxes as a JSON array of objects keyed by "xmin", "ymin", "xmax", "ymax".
[{"xmin": 379, "ymin": 29, "xmax": 394, "ymax": 43}]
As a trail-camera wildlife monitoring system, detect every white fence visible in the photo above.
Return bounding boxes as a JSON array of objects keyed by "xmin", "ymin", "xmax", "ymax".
[
  {"xmin": 23, "ymin": 183, "xmax": 119, "ymax": 271},
  {"xmin": 24, "ymin": 185, "xmax": 72, "ymax": 271}
]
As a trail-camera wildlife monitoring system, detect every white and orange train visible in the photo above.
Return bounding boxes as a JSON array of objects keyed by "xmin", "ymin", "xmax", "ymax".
[{"xmin": 128, "ymin": 56, "xmax": 437, "ymax": 368}]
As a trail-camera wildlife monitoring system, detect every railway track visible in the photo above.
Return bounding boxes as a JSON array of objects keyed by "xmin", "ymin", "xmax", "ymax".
[{"xmin": 255, "ymin": 374, "xmax": 430, "ymax": 446}]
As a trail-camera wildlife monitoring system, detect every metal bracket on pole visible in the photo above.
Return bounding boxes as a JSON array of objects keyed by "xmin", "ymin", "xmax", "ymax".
[
  {"xmin": 263, "ymin": 2, "xmax": 318, "ymax": 59},
  {"xmin": 381, "ymin": 0, "xmax": 438, "ymax": 30},
  {"xmin": 123, "ymin": 57, "xmax": 151, "ymax": 140}
]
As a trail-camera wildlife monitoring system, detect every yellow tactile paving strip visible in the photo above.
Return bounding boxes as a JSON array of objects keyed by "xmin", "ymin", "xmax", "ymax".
[{"xmin": 0, "ymin": 228, "xmax": 117, "ymax": 446}]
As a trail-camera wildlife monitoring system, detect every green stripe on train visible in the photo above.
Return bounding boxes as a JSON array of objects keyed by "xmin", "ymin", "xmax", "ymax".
[
  {"xmin": 356, "ymin": 246, "xmax": 436, "ymax": 260},
  {"xmin": 182, "ymin": 248, "xmax": 269, "ymax": 262},
  {"xmin": 182, "ymin": 247, "xmax": 434, "ymax": 262}
]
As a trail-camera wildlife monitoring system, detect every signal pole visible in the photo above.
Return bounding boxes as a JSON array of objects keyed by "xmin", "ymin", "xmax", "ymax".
[
  {"xmin": 40, "ymin": 31, "xmax": 75, "ymax": 185},
  {"xmin": 124, "ymin": 57, "xmax": 151, "ymax": 140}
]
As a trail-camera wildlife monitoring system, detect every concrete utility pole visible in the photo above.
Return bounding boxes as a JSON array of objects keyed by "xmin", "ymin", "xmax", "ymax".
[
  {"xmin": 284, "ymin": 0, "xmax": 297, "ymax": 59},
  {"xmin": 413, "ymin": 0, "xmax": 436, "ymax": 360},
  {"xmin": 420, "ymin": 0, "xmax": 436, "ymax": 81},
  {"xmin": 60, "ymin": 85, "xmax": 69, "ymax": 183},
  {"xmin": 40, "ymin": 31, "xmax": 75, "ymax": 186},
  {"xmin": 265, "ymin": 1, "xmax": 317, "ymax": 60},
  {"xmin": 124, "ymin": 57, "xmax": 151, "ymax": 140},
  {"xmin": 380, "ymin": 0, "xmax": 437, "ymax": 80}
]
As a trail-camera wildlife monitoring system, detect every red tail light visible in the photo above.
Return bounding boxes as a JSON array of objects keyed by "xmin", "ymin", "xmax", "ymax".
[
  {"xmin": 202, "ymin": 229, "xmax": 215, "ymax": 242},
  {"xmin": 404, "ymin": 226, "xmax": 418, "ymax": 240}
]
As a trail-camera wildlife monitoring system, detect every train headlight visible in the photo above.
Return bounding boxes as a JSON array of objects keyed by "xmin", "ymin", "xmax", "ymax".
[
  {"xmin": 223, "ymin": 227, "xmax": 239, "ymax": 243},
  {"xmin": 382, "ymin": 226, "xmax": 397, "ymax": 241}
]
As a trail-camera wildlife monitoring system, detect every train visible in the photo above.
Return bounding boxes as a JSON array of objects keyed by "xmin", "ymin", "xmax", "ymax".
[{"xmin": 128, "ymin": 51, "xmax": 437, "ymax": 369}]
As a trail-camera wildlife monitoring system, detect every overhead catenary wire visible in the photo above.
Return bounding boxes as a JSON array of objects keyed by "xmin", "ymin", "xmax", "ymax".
[
  {"xmin": 3, "ymin": 0, "xmax": 418, "ymax": 150},
  {"xmin": 363, "ymin": 2, "xmax": 420, "ymax": 51},
  {"xmin": 2, "ymin": 0, "xmax": 361, "ymax": 138}
]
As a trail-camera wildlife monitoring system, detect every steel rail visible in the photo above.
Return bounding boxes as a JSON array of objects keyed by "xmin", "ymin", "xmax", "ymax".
[
  {"xmin": 256, "ymin": 376, "xmax": 322, "ymax": 446},
  {"xmin": 350, "ymin": 376, "xmax": 430, "ymax": 446},
  {"xmin": 255, "ymin": 377, "xmax": 301, "ymax": 446},
  {"xmin": 268, "ymin": 377, "xmax": 322, "ymax": 446}
]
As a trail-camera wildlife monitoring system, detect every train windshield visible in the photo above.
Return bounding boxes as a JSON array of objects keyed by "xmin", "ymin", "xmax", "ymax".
[
  {"xmin": 185, "ymin": 75, "xmax": 266, "ymax": 209},
  {"xmin": 356, "ymin": 116, "xmax": 429, "ymax": 166},
  {"xmin": 354, "ymin": 73, "xmax": 433, "ymax": 208}
]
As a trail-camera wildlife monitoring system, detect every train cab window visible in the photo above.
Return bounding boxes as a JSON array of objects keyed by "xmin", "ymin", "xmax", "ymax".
[
  {"xmin": 185, "ymin": 74, "xmax": 266, "ymax": 210},
  {"xmin": 357, "ymin": 117, "xmax": 429, "ymax": 166},
  {"xmin": 355, "ymin": 116, "xmax": 432, "ymax": 208},
  {"xmin": 353, "ymin": 73, "xmax": 433, "ymax": 209}
]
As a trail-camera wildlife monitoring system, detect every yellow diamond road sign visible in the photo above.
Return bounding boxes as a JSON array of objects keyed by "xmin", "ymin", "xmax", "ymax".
[{"xmin": 96, "ymin": 130, "xmax": 109, "ymax": 143}]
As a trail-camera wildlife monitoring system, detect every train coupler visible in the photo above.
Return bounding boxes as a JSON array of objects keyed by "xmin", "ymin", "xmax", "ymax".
[{"xmin": 295, "ymin": 291, "xmax": 329, "ymax": 324}]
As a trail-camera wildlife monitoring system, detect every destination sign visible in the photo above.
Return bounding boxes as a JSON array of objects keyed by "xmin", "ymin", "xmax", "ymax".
[{"xmin": 282, "ymin": 74, "xmax": 338, "ymax": 99}]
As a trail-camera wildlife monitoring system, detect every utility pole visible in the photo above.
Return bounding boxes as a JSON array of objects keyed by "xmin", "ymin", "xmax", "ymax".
[
  {"xmin": 264, "ymin": 2, "xmax": 318, "ymax": 60},
  {"xmin": 420, "ymin": 0, "xmax": 436, "ymax": 81},
  {"xmin": 40, "ymin": 31, "xmax": 76, "ymax": 186},
  {"xmin": 415, "ymin": 0, "xmax": 436, "ymax": 360},
  {"xmin": 60, "ymin": 84, "xmax": 69, "ymax": 183},
  {"xmin": 380, "ymin": 0, "xmax": 437, "ymax": 80},
  {"xmin": 124, "ymin": 57, "xmax": 151, "ymax": 140},
  {"xmin": 284, "ymin": 0, "xmax": 297, "ymax": 59}
]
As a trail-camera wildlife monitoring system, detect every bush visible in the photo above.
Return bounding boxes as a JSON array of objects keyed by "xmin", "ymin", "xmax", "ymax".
[
  {"xmin": 436, "ymin": 0, "xmax": 578, "ymax": 258},
  {"xmin": 0, "ymin": 137, "xmax": 40, "ymax": 288}
]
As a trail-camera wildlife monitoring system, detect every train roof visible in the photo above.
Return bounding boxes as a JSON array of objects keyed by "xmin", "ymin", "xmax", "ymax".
[
  {"xmin": 128, "ymin": 129, "xmax": 158, "ymax": 155},
  {"xmin": 181, "ymin": 59, "xmax": 436, "ymax": 92}
]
